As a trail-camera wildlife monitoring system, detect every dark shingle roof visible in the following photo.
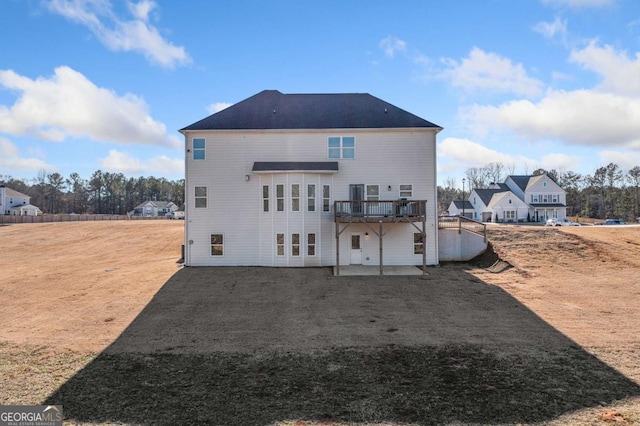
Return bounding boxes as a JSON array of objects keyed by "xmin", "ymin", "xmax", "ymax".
[
  {"xmin": 452, "ymin": 200, "xmax": 473, "ymax": 210},
  {"xmin": 508, "ymin": 175, "xmax": 532, "ymax": 192},
  {"xmin": 252, "ymin": 162, "xmax": 339, "ymax": 172},
  {"xmin": 530, "ymin": 203, "xmax": 566, "ymax": 208},
  {"xmin": 473, "ymin": 187, "xmax": 510, "ymax": 206},
  {"xmin": 181, "ymin": 90, "xmax": 441, "ymax": 131}
]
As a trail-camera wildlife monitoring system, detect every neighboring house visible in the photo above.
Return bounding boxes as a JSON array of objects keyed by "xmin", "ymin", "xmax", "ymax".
[
  {"xmin": 505, "ymin": 174, "xmax": 567, "ymax": 222},
  {"xmin": 452, "ymin": 173, "xmax": 567, "ymax": 223},
  {"xmin": 0, "ymin": 185, "xmax": 42, "ymax": 216},
  {"xmin": 180, "ymin": 89, "xmax": 443, "ymax": 268},
  {"xmin": 447, "ymin": 200, "xmax": 473, "ymax": 218},
  {"xmin": 130, "ymin": 201, "xmax": 178, "ymax": 217}
]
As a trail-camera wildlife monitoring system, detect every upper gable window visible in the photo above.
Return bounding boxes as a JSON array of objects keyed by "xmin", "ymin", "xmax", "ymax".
[
  {"xmin": 193, "ymin": 138, "xmax": 205, "ymax": 160},
  {"xmin": 328, "ymin": 136, "xmax": 355, "ymax": 159}
]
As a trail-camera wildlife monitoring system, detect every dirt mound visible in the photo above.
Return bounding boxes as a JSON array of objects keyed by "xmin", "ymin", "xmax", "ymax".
[{"xmin": 469, "ymin": 241, "xmax": 513, "ymax": 273}]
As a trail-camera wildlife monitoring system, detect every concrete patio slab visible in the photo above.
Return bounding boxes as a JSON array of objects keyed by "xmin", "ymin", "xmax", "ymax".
[{"xmin": 333, "ymin": 265, "xmax": 425, "ymax": 276}]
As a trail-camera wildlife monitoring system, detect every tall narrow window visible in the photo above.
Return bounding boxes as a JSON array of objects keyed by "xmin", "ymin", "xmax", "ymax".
[
  {"xmin": 276, "ymin": 184, "xmax": 284, "ymax": 212},
  {"xmin": 276, "ymin": 233, "xmax": 285, "ymax": 256},
  {"xmin": 342, "ymin": 137, "xmax": 355, "ymax": 159},
  {"xmin": 262, "ymin": 185, "xmax": 269, "ymax": 212},
  {"xmin": 307, "ymin": 184, "xmax": 316, "ymax": 212},
  {"xmin": 323, "ymin": 185, "xmax": 331, "ymax": 212},
  {"xmin": 399, "ymin": 184, "xmax": 413, "ymax": 198},
  {"xmin": 307, "ymin": 233, "xmax": 316, "ymax": 256},
  {"xmin": 291, "ymin": 233, "xmax": 300, "ymax": 256},
  {"xmin": 195, "ymin": 186, "xmax": 207, "ymax": 208},
  {"xmin": 291, "ymin": 184, "xmax": 300, "ymax": 212},
  {"xmin": 193, "ymin": 138, "xmax": 205, "ymax": 160},
  {"xmin": 211, "ymin": 234, "xmax": 224, "ymax": 256},
  {"xmin": 413, "ymin": 233, "xmax": 424, "ymax": 255}
]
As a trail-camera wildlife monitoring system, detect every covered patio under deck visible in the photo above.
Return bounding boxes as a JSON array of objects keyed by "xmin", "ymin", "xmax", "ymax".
[{"xmin": 334, "ymin": 200, "xmax": 428, "ymax": 276}]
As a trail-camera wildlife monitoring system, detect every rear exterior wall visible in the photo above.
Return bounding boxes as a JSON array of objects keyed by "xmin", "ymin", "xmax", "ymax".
[{"xmin": 183, "ymin": 128, "xmax": 438, "ymax": 266}]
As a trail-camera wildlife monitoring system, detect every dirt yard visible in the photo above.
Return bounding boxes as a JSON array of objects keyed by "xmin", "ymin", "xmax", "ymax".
[{"xmin": 1, "ymin": 221, "xmax": 639, "ymax": 425}]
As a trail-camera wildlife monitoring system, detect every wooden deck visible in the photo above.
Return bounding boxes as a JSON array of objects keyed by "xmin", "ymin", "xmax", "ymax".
[{"xmin": 334, "ymin": 200, "xmax": 427, "ymax": 223}]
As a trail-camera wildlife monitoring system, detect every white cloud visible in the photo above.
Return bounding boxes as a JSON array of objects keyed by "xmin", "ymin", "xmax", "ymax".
[
  {"xmin": 46, "ymin": 0, "xmax": 190, "ymax": 68},
  {"xmin": 540, "ymin": 152, "xmax": 582, "ymax": 171},
  {"xmin": 598, "ymin": 150, "xmax": 640, "ymax": 171},
  {"xmin": 570, "ymin": 41, "xmax": 640, "ymax": 96},
  {"xmin": 533, "ymin": 17, "xmax": 568, "ymax": 41},
  {"xmin": 0, "ymin": 137, "xmax": 55, "ymax": 172},
  {"xmin": 437, "ymin": 137, "xmax": 535, "ymax": 169},
  {"xmin": 99, "ymin": 149, "xmax": 183, "ymax": 175},
  {"xmin": 440, "ymin": 48, "xmax": 544, "ymax": 97},
  {"xmin": 541, "ymin": 0, "xmax": 615, "ymax": 8},
  {"xmin": 464, "ymin": 89, "xmax": 640, "ymax": 148},
  {"xmin": 206, "ymin": 102, "xmax": 232, "ymax": 114},
  {"xmin": 379, "ymin": 36, "xmax": 406, "ymax": 58},
  {"xmin": 0, "ymin": 66, "xmax": 181, "ymax": 149}
]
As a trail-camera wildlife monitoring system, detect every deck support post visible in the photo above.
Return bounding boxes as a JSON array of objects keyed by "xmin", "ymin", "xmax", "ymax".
[
  {"xmin": 422, "ymin": 211, "xmax": 427, "ymax": 276},
  {"xmin": 379, "ymin": 220, "xmax": 383, "ymax": 276},
  {"xmin": 335, "ymin": 220, "xmax": 340, "ymax": 276}
]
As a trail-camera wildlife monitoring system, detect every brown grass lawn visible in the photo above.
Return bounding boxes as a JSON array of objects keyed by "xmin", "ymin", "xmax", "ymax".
[{"xmin": 1, "ymin": 221, "xmax": 639, "ymax": 425}]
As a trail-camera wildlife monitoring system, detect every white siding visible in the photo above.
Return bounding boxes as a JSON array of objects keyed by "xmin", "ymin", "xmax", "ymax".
[{"xmin": 184, "ymin": 128, "xmax": 439, "ymax": 266}]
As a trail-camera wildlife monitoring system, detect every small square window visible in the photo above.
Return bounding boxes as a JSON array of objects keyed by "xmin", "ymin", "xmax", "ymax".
[{"xmin": 400, "ymin": 184, "xmax": 413, "ymax": 198}]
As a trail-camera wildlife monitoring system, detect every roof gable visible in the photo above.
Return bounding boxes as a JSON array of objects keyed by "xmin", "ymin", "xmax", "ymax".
[
  {"xmin": 472, "ymin": 187, "xmax": 510, "ymax": 207},
  {"xmin": 181, "ymin": 90, "xmax": 441, "ymax": 131},
  {"xmin": 1, "ymin": 186, "xmax": 29, "ymax": 199}
]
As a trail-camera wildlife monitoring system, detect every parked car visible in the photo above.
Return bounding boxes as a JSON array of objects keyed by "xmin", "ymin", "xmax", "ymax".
[
  {"xmin": 546, "ymin": 218, "xmax": 580, "ymax": 226},
  {"xmin": 603, "ymin": 219, "xmax": 626, "ymax": 225}
]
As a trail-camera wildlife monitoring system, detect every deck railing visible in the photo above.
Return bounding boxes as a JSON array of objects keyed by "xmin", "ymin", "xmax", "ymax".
[
  {"xmin": 438, "ymin": 215, "xmax": 487, "ymax": 241},
  {"xmin": 334, "ymin": 200, "xmax": 426, "ymax": 221}
]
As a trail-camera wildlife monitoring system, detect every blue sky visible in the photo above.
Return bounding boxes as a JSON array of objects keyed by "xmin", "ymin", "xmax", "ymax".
[{"xmin": 1, "ymin": 0, "xmax": 640, "ymax": 187}]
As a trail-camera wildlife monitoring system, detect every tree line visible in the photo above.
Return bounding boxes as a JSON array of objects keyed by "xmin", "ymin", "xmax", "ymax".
[
  {"xmin": 438, "ymin": 162, "xmax": 640, "ymax": 222},
  {"xmin": 1, "ymin": 170, "xmax": 185, "ymax": 215}
]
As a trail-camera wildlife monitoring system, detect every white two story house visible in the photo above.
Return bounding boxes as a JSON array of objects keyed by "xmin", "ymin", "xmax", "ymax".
[
  {"xmin": 0, "ymin": 185, "xmax": 42, "ymax": 216},
  {"xmin": 180, "ymin": 90, "xmax": 443, "ymax": 270},
  {"xmin": 449, "ymin": 173, "xmax": 567, "ymax": 223}
]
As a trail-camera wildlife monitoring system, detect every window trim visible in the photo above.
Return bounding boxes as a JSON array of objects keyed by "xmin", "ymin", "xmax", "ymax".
[
  {"xmin": 276, "ymin": 184, "xmax": 284, "ymax": 212},
  {"xmin": 262, "ymin": 185, "xmax": 269, "ymax": 213},
  {"xmin": 307, "ymin": 184, "xmax": 316, "ymax": 212},
  {"xmin": 327, "ymin": 136, "xmax": 356, "ymax": 159},
  {"xmin": 307, "ymin": 233, "xmax": 316, "ymax": 256},
  {"xmin": 194, "ymin": 186, "xmax": 207, "ymax": 209},
  {"xmin": 399, "ymin": 184, "xmax": 413, "ymax": 199},
  {"xmin": 291, "ymin": 184, "xmax": 300, "ymax": 212},
  {"xmin": 210, "ymin": 233, "xmax": 224, "ymax": 256},
  {"xmin": 413, "ymin": 232, "xmax": 424, "ymax": 255},
  {"xmin": 276, "ymin": 233, "xmax": 285, "ymax": 257},
  {"xmin": 193, "ymin": 138, "xmax": 205, "ymax": 160},
  {"xmin": 322, "ymin": 184, "xmax": 331, "ymax": 212},
  {"xmin": 291, "ymin": 233, "xmax": 300, "ymax": 257},
  {"xmin": 366, "ymin": 184, "xmax": 380, "ymax": 201}
]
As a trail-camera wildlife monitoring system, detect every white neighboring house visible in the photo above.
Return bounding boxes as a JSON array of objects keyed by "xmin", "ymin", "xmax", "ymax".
[
  {"xmin": 180, "ymin": 90, "xmax": 443, "ymax": 268},
  {"xmin": 447, "ymin": 200, "xmax": 473, "ymax": 218},
  {"xmin": 452, "ymin": 173, "xmax": 567, "ymax": 223},
  {"xmin": 468, "ymin": 184, "xmax": 530, "ymax": 223},
  {"xmin": 505, "ymin": 174, "xmax": 567, "ymax": 222},
  {"xmin": 0, "ymin": 185, "xmax": 42, "ymax": 216},
  {"xmin": 130, "ymin": 201, "xmax": 178, "ymax": 217}
]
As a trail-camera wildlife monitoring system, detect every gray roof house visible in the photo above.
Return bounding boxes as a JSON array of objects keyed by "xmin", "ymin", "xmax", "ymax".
[
  {"xmin": 0, "ymin": 185, "xmax": 42, "ymax": 216},
  {"xmin": 451, "ymin": 173, "xmax": 567, "ymax": 223},
  {"xmin": 179, "ymin": 89, "xmax": 472, "ymax": 270}
]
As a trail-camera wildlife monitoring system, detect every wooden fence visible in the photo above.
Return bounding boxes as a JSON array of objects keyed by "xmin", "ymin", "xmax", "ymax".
[{"xmin": 0, "ymin": 214, "xmax": 168, "ymax": 224}]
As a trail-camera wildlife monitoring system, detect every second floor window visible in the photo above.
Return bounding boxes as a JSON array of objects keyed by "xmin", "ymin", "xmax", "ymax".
[
  {"xmin": 262, "ymin": 185, "xmax": 269, "ymax": 212},
  {"xmin": 291, "ymin": 184, "xmax": 300, "ymax": 212},
  {"xmin": 195, "ymin": 186, "xmax": 207, "ymax": 208},
  {"xmin": 193, "ymin": 138, "xmax": 205, "ymax": 160},
  {"xmin": 323, "ymin": 185, "xmax": 331, "ymax": 212},
  {"xmin": 328, "ymin": 136, "xmax": 355, "ymax": 159},
  {"xmin": 308, "ymin": 184, "xmax": 316, "ymax": 212},
  {"xmin": 276, "ymin": 184, "xmax": 284, "ymax": 212}
]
